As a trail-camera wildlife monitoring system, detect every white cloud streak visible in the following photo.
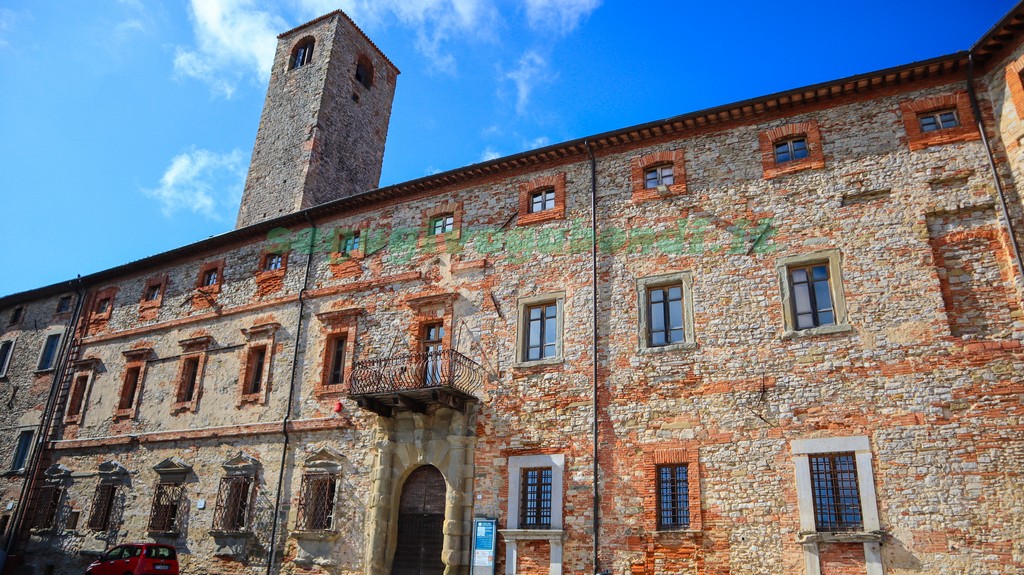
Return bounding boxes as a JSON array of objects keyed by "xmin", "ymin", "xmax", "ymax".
[
  {"xmin": 145, "ymin": 149, "xmax": 246, "ymax": 220},
  {"xmin": 504, "ymin": 51, "xmax": 551, "ymax": 115},
  {"xmin": 524, "ymin": 0, "xmax": 601, "ymax": 33},
  {"xmin": 480, "ymin": 147, "xmax": 501, "ymax": 161},
  {"xmin": 174, "ymin": 0, "xmax": 283, "ymax": 97},
  {"xmin": 0, "ymin": 9, "xmax": 17, "ymax": 49}
]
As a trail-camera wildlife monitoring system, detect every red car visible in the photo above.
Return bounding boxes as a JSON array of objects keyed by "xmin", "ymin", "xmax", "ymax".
[{"xmin": 85, "ymin": 543, "xmax": 178, "ymax": 575}]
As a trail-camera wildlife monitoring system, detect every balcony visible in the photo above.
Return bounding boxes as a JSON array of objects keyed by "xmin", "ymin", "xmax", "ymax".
[{"xmin": 349, "ymin": 350, "xmax": 484, "ymax": 417}]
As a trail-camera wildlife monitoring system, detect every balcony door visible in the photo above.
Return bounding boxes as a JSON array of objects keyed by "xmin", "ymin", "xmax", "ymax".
[
  {"xmin": 391, "ymin": 465, "xmax": 446, "ymax": 575},
  {"xmin": 421, "ymin": 322, "xmax": 444, "ymax": 386}
]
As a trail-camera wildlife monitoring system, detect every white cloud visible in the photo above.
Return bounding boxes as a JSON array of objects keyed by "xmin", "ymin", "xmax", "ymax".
[
  {"xmin": 524, "ymin": 136, "xmax": 549, "ymax": 149},
  {"xmin": 0, "ymin": 9, "xmax": 17, "ymax": 49},
  {"xmin": 145, "ymin": 149, "xmax": 246, "ymax": 220},
  {"xmin": 174, "ymin": 0, "xmax": 284, "ymax": 97},
  {"xmin": 480, "ymin": 147, "xmax": 501, "ymax": 161},
  {"xmin": 298, "ymin": 0, "xmax": 499, "ymax": 74},
  {"xmin": 504, "ymin": 51, "xmax": 551, "ymax": 115},
  {"xmin": 524, "ymin": 0, "xmax": 600, "ymax": 33}
]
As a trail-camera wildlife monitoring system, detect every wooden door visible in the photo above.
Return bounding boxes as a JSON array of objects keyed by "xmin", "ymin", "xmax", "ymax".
[{"xmin": 391, "ymin": 466, "xmax": 446, "ymax": 575}]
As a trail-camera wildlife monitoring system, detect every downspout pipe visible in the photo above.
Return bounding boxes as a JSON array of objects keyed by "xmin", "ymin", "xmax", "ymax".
[
  {"xmin": 585, "ymin": 140, "xmax": 603, "ymax": 575},
  {"xmin": 266, "ymin": 214, "xmax": 316, "ymax": 575},
  {"xmin": 3, "ymin": 279, "xmax": 85, "ymax": 569},
  {"xmin": 966, "ymin": 54, "xmax": 1024, "ymax": 286}
]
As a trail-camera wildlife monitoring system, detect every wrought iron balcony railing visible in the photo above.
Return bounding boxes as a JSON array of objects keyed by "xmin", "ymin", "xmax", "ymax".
[{"xmin": 348, "ymin": 350, "xmax": 483, "ymax": 416}]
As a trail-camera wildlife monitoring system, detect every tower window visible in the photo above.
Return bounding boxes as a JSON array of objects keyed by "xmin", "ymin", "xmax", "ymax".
[
  {"xmin": 355, "ymin": 55, "xmax": 374, "ymax": 89},
  {"xmin": 290, "ymin": 38, "xmax": 315, "ymax": 70}
]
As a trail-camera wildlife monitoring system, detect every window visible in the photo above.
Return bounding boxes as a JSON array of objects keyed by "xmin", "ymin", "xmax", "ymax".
[
  {"xmin": 340, "ymin": 232, "xmax": 361, "ymax": 255},
  {"xmin": 355, "ymin": 55, "xmax": 374, "ymax": 89},
  {"xmin": 87, "ymin": 484, "xmax": 116, "ymax": 531},
  {"xmin": 809, "ymin": 453, "xmax": 862, "ymax": 532},
  {"xmin": 787, "ymin": 263, "xmax": 835, "ymax": 330},
  {"xmin": 65, "ymin": 510, "xmax": 80, "ymax": 531},
  {"xmin": 263, "ymin": 253, "xmax": 283, "ymax": 272},
  {"xmin": 327, "ymin": 336, "xmax": 347, "ymax": 387},
  {"xmin": 119, "ymin": 366, "xmax": 141, "ymax": 410},
  {"xmin": 774, "ymin": 137, "xmax": 808, "ymax": 163},
  {"xmin": 66, "ymin": 375, "xmax": 89, "ymax": 420},
  {"xmin": 291, "ymin": 38, "xmax": 314, "ymax": 70},
  {"xmin": 525, "ymin": 302, "xmax": 558, "ymax": 361},
  {"xmin": 202, "ymin": 269, "xmax": 218, "ymax": 287},
  {"xmin": 144, "ymin": 284, "xmax": 161, "ymax": 301},
  {"xmin": 56, "ymin": 296, "xmax": 72, "ymax": 314},
  {"xmin": 0, "ymin": 340, "xmax": 13, "ymax": 376},
  {"xmin": 213, "ymin": 476, "xmax": 253, "ymax": 531},
  {"xmin": 10, "ymin": 306, "xmax": 24, "ymax": 326},
  {"xmin": 644, "ymin": 165, "xmax": 674, "ymax": 189},
  {"xmin": 95, "ymin": 298, "xmax": 111, "ymax": 314},
  {"xmin": 179, "ymin": 357, "xmax": 201, "ymax": 403},
  {"xmin": 656, "ymin": 464, "xmax": 690, "ymax": 530},
  {"xmin": 11, "ymin": 430, "xmax": 32, "ymax": 471},
  {"xmin": 0, "ymin": 515, "xmax": 9, "ymax": 541},
  {"xmin": 918, "ymin": 109, "xmax": 959, "ymax": 132},
  {"xmin": 148, "ymin": 483, "xmax": 183, "ymax": 533},
  {"xmin": 529, "ymin": 188, "xmax": 556, "ymax": 213},
  {"xmin": 244, "ymin": 346, "xmax": 267, "ymax": 395},
  {"xmin": 647, "ymin": 285, "xmax": 684, "ymax": 346},
  {"xmin": 38, "ymin": 334, "xmax": 61, "ymax": 371},
  {"xmin": 31, "ymin": 484, "xmax": 61, "ymax": 529},
  {"xmin": 297, "ymin": 473, "xmax": 338, "ymax": 531},
  {"xmin": 520, "ymin": 467, "xmax": 552, "ymax": 529},
  {"xmin": 430, "ymin": 214, "xmax": 454, "ymax": 235}
]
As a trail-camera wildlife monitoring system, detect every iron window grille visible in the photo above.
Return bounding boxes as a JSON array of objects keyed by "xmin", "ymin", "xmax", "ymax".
[
  {"xmin": 529, "ymin": 188, "xmax": 556, "ymax": 213},
  {"xmin": 524, "ymin": 303, "xmax": 558, "ymax": 361},
  {"xmin": 148, "ymin": 483, "xmax": 184, "ymax": 533},
  {"xmin": 519, "ymin": 467, "xmax": 553, "ymax": 529},
  {"xmin": 87, "ymin": 484, "xmax": 116, "ymax": 531},
  {"xmin": 213, "ymin": 476, "xmax": 253, "ymax": 531},
  {"xmin": 809, "ymin": 453, "xmax": 863, "ymax": 532},
  {"xmin": 30, "ymin": 485, "xmax": 61, "ymax": 530},
  {"xmin": 647, "ymin": 285, "xmax": 684, "ymax": 346},
  {"xmin": 774, "ymin": 138, "xmax": 809, "ymax": 163},
  {"xmin": 119, "ymin": 366, "xmax": 141, "ymax": 410},
  {"xmin": 430, "ymin": 214, "xmax": 454, "ymax": 235},
  {"xmin": 644, "ymin": 165, "xmax": 674, "ymax": 189},
  {"xmin": 245, "ymin": 346, "xmax": 267, "ymax": 395},
  {"xmin": 788, "ymin": 263, "xmax": 835, "ymax": 330},
  {"xmin": 919, "ymin": 109, "xmax": 960, "ymax": 132},
  {"xmin": 179, "ymin": 357, "xmax": 200, "ymax": 403},
  {"xmin": 656, "ymin": 464, "xmax": 690, "ymax": 530},
  {"xmin": 38, "ymin": 334, "xmax": 61, "ymax": 371},
  {"xmin": 327, "ymin": 337, "xmax": 347, "ymax": 386},
  {"xmin": 296, "ymin": 473, "xmax": 338, "ymax": 531}
]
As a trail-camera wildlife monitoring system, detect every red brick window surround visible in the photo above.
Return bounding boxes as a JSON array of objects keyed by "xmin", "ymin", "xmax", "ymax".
[
  {"xmin": 630, "ymin": 150, "xmax": 687, "ymax": 202},
  {"xmin": 237, "ymin": 323, "xmax": 279, "ymax": 406},
  {"xmin": 195, "ymin": 259, "xmax": 225, "ymax": 292},
  {"xmin": 900, "ymin": 92, "xmax": 979, "ymax": 151},
  {"xmin": 115, "ymin": 348, "xmax": 151, "ymax": 420},
  {"xmin": 518, "ymin": 173, "xmax": 566, "ymax": 226},
  {"xmin": 1005, "ymin": 55, "xmax": 1024, "ymax": 121},
  {"xmin": 418, "ymin": 201, "xmax": 463, "ymax": 250},
  {"xmin": 759, "ymin": 121, "xmax": 825, "ymax": 179},
  {"xmin": 64, "ymin": 358, "xmax": 98, "ymax": 425},
  {"xmin": 255, "ymin": 250, "xmax": 288, "ymax": 297},
  {"xmin": 173, "ymin": 335, "xmax": 211, "ymax": 413},
  {"xmin": 315, "ymin": 308, "xmax": 360, "ymax": 396},
  {"xmin": 641, "ymin": 446, "xmax": 702, "ymax": 533},
  {"xmin": 139, "ymin": 274, "xmax": 167, "ymax": 322},
  {"xmin": 90, "ymin": 286, "xmax": 119, "ymax": 329}
]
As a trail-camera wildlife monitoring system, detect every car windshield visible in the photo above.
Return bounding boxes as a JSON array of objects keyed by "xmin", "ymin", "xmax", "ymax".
[
  {"xmin": 103, "ymin": 547, "xmax": 124, "ymax": 561},
  {"xmin": 145, "ymin": 546, "xmax": 176, "ymax": 559}
]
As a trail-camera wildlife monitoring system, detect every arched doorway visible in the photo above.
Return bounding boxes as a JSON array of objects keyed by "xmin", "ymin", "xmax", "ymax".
[{"xmin": 391, "ymin": 465, "xmax": 446, "ymax": 575}]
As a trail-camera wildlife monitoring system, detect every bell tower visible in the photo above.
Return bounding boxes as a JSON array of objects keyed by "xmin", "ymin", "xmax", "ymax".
[{"xmin": 236, "ymin": 11, "xmax": 399, "ymax": 229}]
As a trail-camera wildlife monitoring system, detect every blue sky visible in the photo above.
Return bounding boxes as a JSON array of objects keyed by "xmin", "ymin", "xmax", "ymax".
[{"xmin": 0, "ymin": 0, "xmax": 1016, "ymax": 297}]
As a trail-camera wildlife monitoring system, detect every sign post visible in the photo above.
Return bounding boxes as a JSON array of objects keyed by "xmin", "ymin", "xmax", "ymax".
[{"xmin": 471, "ymin": 517, "xmax": 496, "ymax": 575}]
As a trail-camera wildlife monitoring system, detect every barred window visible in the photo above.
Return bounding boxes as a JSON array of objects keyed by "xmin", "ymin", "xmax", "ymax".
[
  {"xmin": 809, "ymin": 452, "xmax": 863, "ymax": 532},
  {"xmin": 31, "ymin": 485, "xmax": 61, "ymax": 529},
  {"xmin": 519, "ymin": 467, "xmax": 552, "ymax": 529},
  {"xmin": 213, "ymin": 476, "xmax": 253, "ymax": 531},
  {"xmin": 149, "ymin": 483, "xmax": 184, "ymax": 533},
  {"xmin": 87, "ymin": 484, "xmax": 116, "ymax": 531},
  {"xmin": 656, "ymin": 464, "xmax": 690, "ymax": 530},
  {"xmin": 297, "ymin": 473, "xmax": 338, "ymax": 531}
]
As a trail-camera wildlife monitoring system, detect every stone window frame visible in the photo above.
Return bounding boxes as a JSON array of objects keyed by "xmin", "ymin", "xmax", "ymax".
[
  {"xmin": 289, "ymin": 36, "xmax": 315, "ymax": 71},
  {"xmin": 759, "ymin": 120, "xmax": 825, "ymax": 179},
  {"xmin": 87, "ymin": 461, "xmax": 126, "ymax": 532},
  {"xmin": 211, "ymin": 453, "xmax": 260, "ymax": 535},
  {"xmin": 315, "ymin": 309, "xmax": 360, "ymax": 397},
  {"xmin": 501, "ymin": 453, "xmax": 566, "ymax": 575},
  {"xmin": 173, "ymin": 336, "xmax": 212, "ymax": 413},
  {"xmin": 149, "ymin": 457, "xmax": 192, "ymax": 536},
  {"xmin": 0, "ymin": 337, "xmax": 16, "ymax": 378},
  {"xmin": 636, "ymin": 271, "xmax": 696, "ymax": 353},
  {"xmin": 330, "ymin": 221, "xmax": 370, "ymax": 263},
  {"xmin": 899, "ymin": 92, "xmax": 980, "ymax": 151},
  {"xmin": 64, "ymin": 358, "xmax": 99, "ymax": 425},
  {"xmin": 417, "ymin": 200, "xmax": 464, "ymax": 250},
  {"xmin": 790, "ymin": 436, "xmax": 882, "ymax": 575},
  {"xmin": 237, "ymin": 323, "xmax": 279, "ymax": 406},
  {"xmin": 776, "ymin": 249, "xmax": 851, "ymax": 340},
  {"xmin": 517, "ymin": 173, "xmax": 567, "ymax": 226},
  {"xmin": 293, "ymin": 447, "xmax": 344, "ymax": 535},
  {"xmin": 514, "ymin": 292, "xmax": 565, "ymax": 368},
  {"xmin": 630, "ymin": 149, "xmax": 687, "ymax": 203},
  {"xmin": 35, "ymin": 330, "xmax": 64, "ymax": 373},
  {"xmin": 115, "ymin": 348, "xmax": 151, "ymax": 420},
  {"xmin": 30, "ymin": 464, "xmax": 71, "ymax": 531},
  {"xmin": 641, "ymin": 445, "xmax": 703, "ymax": 534}
]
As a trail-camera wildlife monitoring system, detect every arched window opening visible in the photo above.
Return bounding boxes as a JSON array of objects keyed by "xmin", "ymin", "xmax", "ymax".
[
  {"xmin": 355, "ymin": 55, "xmax": 374, "ymax": 89},
  {"xmin": 290, "ymin": 37, "xmax": 315, "ymax": 70}
]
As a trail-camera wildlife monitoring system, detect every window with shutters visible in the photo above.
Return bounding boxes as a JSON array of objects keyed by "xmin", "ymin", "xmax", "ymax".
[
  {"xmin": 238, "ymin": 324, "xmax": 278, "ymax": 406},
  {"xmin": 87, "ymin": 484, "xmax": 116, "ymax": 531},
  {"xmin": 30, "ymin": 484, "xmax": 62, "ymax": 530},
  {"xmin": 296, "ymin": 473, "xmax": 338, "ymax": 531}
]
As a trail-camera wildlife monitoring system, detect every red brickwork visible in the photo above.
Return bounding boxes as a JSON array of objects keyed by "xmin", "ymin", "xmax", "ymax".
[
  {"xmin": 517, "ymin": 173, "xmax": 566, "ymax": 225},
  {"xmin": 900, "ymin": 92, "xmax": 980, "ymax": 151},
  {"xmin": 630, "ymin": 150, "xmax": 686, "ymax": 202},
  {"xmin": 759, "ymin": 120, "xmax": 825, "ymax": 179}
]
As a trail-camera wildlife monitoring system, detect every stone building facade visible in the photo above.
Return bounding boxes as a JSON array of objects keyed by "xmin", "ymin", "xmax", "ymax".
[{"xmin": 2, "ymin": 6, "xmax": 1024, "ymax": 575}]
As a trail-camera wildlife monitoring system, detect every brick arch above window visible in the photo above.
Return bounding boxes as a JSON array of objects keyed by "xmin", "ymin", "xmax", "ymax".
[
  {"xmin": 899, "ymin": 92, "xmax": 979, "ymax": 151},
  {"xmin": 630, "ymin": 149, "xmax": 687, "ymax": 203},
  {"xmin": 418, "ymin": 199, "xmax": 464, "ymax": 248},
  {"xmin": 759, "ymin": 120, "xmax": 825, "ymax": 180},
  {"xmin": 518, "ymin": 173, "xmax": 566, "ymax": 226}
]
